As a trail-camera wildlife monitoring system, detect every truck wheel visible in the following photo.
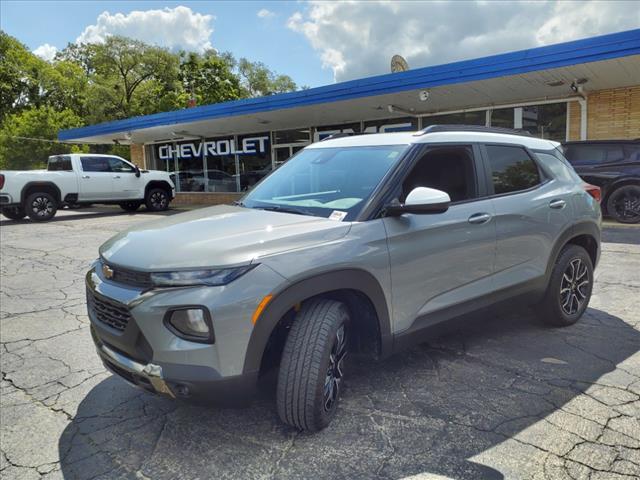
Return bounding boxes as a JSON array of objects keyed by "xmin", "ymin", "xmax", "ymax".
[
  {"xmin": 119, "ymin": 201, "xmax": 142, "ymax": 212},
  {"xmin": 1, "ymin": 206, "xmax": 26, "ymax": 220},
  {"xmin": 145, "ymin": 188, "xmax": 169, "ymax": 212},
  {"xmin": 606, "ymin": 185, "xmax": 640, "ymax": 224},
  {"xmin": 25, "ymin": 192, "xmax": 58, "ymax": 222},
  {"xmin": 536, "ymin": 245, "xmax": 593, "ymax": 327},
  {"xmin": 277, "ymin": 299, "xmax": 349, "ymax": 431}
]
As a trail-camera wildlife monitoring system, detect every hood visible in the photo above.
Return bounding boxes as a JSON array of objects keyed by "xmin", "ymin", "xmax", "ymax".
[{"xmin": 99, "ymin": 205, "xmax": 350, "ymax": 270}]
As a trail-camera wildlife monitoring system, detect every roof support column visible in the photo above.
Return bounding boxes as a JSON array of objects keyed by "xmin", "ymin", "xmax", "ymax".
[{"xmin": 578, "ymin": 98, "xmax": 588, "ymax": 140}]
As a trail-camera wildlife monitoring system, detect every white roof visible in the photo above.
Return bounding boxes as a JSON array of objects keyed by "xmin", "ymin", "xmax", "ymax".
[{"xmin": 307, "ymin": 131, "xmax": 559, "ymax": 150}]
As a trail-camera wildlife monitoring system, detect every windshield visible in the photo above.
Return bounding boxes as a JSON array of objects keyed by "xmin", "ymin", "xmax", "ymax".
[{"xmin": 241, "ymin": 145, "xmax": 407, "ymax": 220}]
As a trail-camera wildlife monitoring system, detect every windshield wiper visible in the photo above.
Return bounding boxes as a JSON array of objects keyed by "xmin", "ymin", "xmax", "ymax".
[{"xmin": 255, "ymin": 205, "xmax": 314, "ymax": 216}]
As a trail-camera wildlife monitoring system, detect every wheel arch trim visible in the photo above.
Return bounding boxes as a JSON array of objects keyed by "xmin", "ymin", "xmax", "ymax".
[
  {"xmin": 242, "ymin": 268, "xmax": 392, "ymax": 375},
  {"xmin": 546, "ymin": 221, "xmax": 601, "ymax": 278},
  {"xmin": 20, "ymin": 182, "xmax": 62, "ymax": 204}
]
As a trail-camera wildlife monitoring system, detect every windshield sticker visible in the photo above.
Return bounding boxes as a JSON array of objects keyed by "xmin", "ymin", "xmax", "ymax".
[{"xmin": 329, "ymin": 210, "xmax": 348, "ymax": 222}]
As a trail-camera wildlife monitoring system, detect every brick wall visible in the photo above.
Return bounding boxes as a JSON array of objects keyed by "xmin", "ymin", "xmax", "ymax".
[
  {"xmin": 567, "ymin": 101, "xmax": 582, "ymax": 141},
  {"xmin": 173, "ymin": 192, "xmax": 243, "ymax": 206},
  {"xmin": 130, "ymin": 144, "xmax": 146, "ymax": 168},
  {"xmin": 587, "ymin": 86, "xmax": 640, "ymax": 140}
]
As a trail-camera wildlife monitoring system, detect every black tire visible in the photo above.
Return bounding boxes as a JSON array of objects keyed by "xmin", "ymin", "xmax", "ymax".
[
  {"xmin": 536, "ymin": 245, "xmax": 593, "ymax": 327},
  {"xmin": 277, "ymin": 299, "xmax": 349, "ymax": 432},
  {"xmin": 25, "ymin": 192, "xmax": 58, "ymax": 222},
  {"xmin": 119, "ymin": 201, "xmax": 142, "ymax": 212},
  {"xmin": 1, "ymin": 206, "xmax": 26, "ymax": 220},
  {"xmin": 606, "ymin": 185, "xmax": 640, "ymax": 224},
  {"xmin": 145, "ymin": 188, "xmax": 170, "ymax": 212}
]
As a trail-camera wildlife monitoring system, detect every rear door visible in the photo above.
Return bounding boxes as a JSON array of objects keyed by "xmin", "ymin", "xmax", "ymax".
[
  {"xmin": 481, "ymin": 144, "xmax": 573, "ymax": 292},
  {"xmin": 108, "ymin": 157, "xmax": 141, "ymax": 199},
  {"xmin": 78, "ymin": 156, "xmax": 113, "ymax": 201},
  {"xmin": 383, "ymin": 144, "xmax": 497, "ymax": 333}
]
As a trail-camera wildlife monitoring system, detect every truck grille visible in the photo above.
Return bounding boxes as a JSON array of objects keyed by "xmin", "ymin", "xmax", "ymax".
[
  {"xmin": 103, "ymin": 261, "xmax": 152, "ymax": 288},
  {"xmin": 87, "ymin": 290, "xmax": 132, "ymax": 332}
]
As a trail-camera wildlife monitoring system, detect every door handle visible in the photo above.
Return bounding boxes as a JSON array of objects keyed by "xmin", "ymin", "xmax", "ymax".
[
  {"xmin": 113, "ymin": 175, "xmax": 121, "ymax": 179},
  {"xmin": 468, "ymin": 212, "xmax": 492, "ymax": 224},
  {"xmin": 82, "ymin": 175, "xmax": 90, "ymax": 179},
  {"xmin": 549, "ymin": 199, "xmax": 566, "ymax": 209}
]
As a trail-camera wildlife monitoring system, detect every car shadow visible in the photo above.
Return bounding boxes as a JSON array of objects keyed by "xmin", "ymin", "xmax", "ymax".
[
  {"xmin": 58, "ymin": 307, "xmax": 639, "ymax": 479},
  {"xmin": 0, "ymin": 207, "xmax": 186, "ymax": 226}
]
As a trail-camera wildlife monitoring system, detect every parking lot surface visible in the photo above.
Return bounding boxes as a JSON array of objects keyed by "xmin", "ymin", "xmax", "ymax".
[{"xmin": 1, "ymin": 207, "xmax": 639, "ymax": 480}]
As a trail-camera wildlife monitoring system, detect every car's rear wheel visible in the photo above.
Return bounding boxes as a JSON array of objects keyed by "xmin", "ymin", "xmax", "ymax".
[
  {"xmin": 1, "ymin": 206, "xmax": 26, "ymax": 220},
  {"xmin": 536, "ymin": 245, "xmax": 593, "ymax": 327},
  {"xmin": 25, "ymin": 192, "xmax": 58, "ymax": 222},
  {"xmin": 145, "ymin": 188, "xmax": 170, "ymax": 212},
  {"xmin": 277, "ymin": 299, "xmax": 349, "ymax": 431},
  {"xmin": 119, "ymin": 201, "xmax": 142, "ymax": 212},
  {"xmin": 606, "ymin": 185, "xmax": 640, "ymax": 224}
]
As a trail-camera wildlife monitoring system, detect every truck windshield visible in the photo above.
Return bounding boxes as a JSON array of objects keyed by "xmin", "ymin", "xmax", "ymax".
[
  {"xmin": 48, "ymin": 156, "xmax": 72, "ymax": 171},
  {"xmin": 241, "ymin": 145, "xmax": 407, "ymax": 220}
]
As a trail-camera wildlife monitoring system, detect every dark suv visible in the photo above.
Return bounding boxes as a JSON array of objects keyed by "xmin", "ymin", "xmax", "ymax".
[{"xmin": 563, "ymin": 140, "xmax": 640, "ymax": 223}]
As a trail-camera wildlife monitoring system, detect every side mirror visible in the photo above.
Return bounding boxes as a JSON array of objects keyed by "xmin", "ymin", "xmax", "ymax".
[
  {"xmin": 385, "ymin": 187, "xmax": 451, "ymax": 216},
  {"xmin": 134, "ymin": 166, "xmax": 141, "ymax": 178}
]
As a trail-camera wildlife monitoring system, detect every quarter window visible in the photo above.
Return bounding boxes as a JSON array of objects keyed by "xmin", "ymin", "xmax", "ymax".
[{"xmin": 486, "ymin": 145, "xmax": 541, "ymax": 195}]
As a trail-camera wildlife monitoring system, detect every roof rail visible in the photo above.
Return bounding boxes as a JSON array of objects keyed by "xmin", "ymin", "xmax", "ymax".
[{"xmin": 415, "ymin": 124, "xmax": 533, "ymax": 137}]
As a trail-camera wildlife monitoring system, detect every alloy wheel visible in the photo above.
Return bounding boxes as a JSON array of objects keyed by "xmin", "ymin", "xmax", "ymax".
[
  {"xmin": 323, "ymin": 325, "xmax": 347, "ymax": 412},
  {"xmin": 150, "ymin": 191, "xmax": 167, "ymax": 209},
  {"xmin": 31, "ymin": 196, "xmax": 54, "ymax": 218},
  {"xmin": 611, "ymin": 191, "xmax": 640, "ymax": 222},
  {"xmin": 560, "ymin": 258, "xmax": 590, "ymax": 315}
]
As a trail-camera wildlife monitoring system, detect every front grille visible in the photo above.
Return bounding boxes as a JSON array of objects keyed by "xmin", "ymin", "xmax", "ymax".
[
  {"xmin": 87, "ymin": 289, "xmax": 132, "ymax": 332},
  {"xmin": 103, "ymin": 261, "xmax": 152, "ymax": 288}
]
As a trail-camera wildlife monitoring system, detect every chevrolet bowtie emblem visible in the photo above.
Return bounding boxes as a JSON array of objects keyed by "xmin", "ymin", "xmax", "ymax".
[{"xmin": 102, "ymin": 264, "xmax": 114, "ymax": 279}]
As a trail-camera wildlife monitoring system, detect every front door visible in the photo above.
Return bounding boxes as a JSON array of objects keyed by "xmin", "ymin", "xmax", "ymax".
[
  {"xmin": 383, "ymin": 144, "xmax": 497, "ymax": 333},
  {"xmin": 78, "ymin": 156, "xmax": 114, "ymax": 201},
  {"xmin": 107, "ymin": 157, "xmax": 141, "ymax": 199}
]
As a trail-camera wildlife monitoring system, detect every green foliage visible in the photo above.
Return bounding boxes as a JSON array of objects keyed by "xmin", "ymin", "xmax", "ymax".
[
  {"xmin": 0, "ymin": 106, "xmax": 87, "ymax": 170},
  {"xmin": 237, "ymin": 58, "xmax": 297, "ymax": 97},
  {"xmin": 0, "ymin": 30, "xmax": 300, "ymax": 170}
]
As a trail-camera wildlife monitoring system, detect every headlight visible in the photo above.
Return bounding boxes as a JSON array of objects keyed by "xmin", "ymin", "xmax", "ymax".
[{"xmin": 150, "ymin": 265, "xmax": 256, "ymax": 287}]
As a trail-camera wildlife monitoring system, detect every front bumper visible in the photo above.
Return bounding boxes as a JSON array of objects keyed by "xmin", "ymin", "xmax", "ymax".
[{"xmin": 85, "ymin": 260, "xmax": 283, "ymax": 403}]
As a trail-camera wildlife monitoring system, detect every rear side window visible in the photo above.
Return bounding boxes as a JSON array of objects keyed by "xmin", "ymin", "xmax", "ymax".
[
  {"xmin": 563, "ymin": 144, "xmax": 625, "ymax": 165},
  {"xmin": 485, "ymin": 145, "xmax": 541, "ymax": 195},
  {"xmin": 81, "ymin": 157, "xmax": 110, "ymax": 172},
  {"xmin": 48, "ymin": 156, "xmax": 72, "ymax": 171}
]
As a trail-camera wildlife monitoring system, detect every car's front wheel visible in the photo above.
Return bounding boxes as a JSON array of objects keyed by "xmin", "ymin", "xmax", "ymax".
[
  {"xmin": 145, "ymin": 188, "xmax": 170, "ymax": 212},
  {"xmin": 1, "ymin": 206, "xmax": 26, "ymax": 220},
  {"xmin": 606, "ymin": 185, "xmax": 640, "ymax": 224},
  {"xmin": 25, "ymin": 192, "xmax": 58, "ymax": 222},
  {"xmin": 537, "ymin": 245, "xmax": 593, "ymax": 327},
  {"xmin": 277, "ymin": 299, "xmax": 349, "ymax": 431}
]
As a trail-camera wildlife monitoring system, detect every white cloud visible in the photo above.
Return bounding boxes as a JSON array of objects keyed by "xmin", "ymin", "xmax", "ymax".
[
  {"xmin": 77, "ymin": 6, "xmax": 214, "ymax": 52},
  {"xmin": 288, "ymin": 1, "xmax": 640, "ymax": 82},
  {"xmin": 257, "ymin": 8, "xmax": 276, "ymax": 19},
  {"xmin": 33, "ymin": 43, "xmax": 58, "ymax": 62}
]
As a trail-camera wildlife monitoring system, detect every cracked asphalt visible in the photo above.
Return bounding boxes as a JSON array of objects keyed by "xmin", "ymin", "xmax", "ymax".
[{"xmin": 1, "ymin": 206, "xmax": 639, "ymax": 480}]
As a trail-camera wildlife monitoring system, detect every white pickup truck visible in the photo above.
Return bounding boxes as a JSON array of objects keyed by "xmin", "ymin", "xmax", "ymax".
[{"xmin": 0, "ymin": 154, "xmax": 175, "ymax": 221}]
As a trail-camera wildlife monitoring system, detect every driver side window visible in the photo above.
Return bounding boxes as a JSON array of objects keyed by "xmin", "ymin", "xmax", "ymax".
[
  {"xmin": 400, "ymin": 146, "xmax": 478, "ymax": 203},
  {"xmin": 108, "ymin": 157, "xmax": 135, "ymax": 173}
]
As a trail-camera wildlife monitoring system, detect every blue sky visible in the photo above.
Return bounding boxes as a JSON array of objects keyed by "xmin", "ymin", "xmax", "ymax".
[
  {"xmin": 1, "ymin": 1, "xmax": 637, "ymax": 86},
  {"xmin": 0, "ymin": 1, "xmax": 334, "ymax": 87}
]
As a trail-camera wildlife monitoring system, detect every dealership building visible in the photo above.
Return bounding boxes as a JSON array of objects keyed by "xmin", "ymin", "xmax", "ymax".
[{"xmin": 59, "ymin": 29, "xmax": 640, "ymax": 205}]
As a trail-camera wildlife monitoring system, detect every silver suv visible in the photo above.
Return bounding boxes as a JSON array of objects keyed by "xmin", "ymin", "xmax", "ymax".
[{"xmin": 86, "ymin": 126, "xmax": 601, "ymax": 431}]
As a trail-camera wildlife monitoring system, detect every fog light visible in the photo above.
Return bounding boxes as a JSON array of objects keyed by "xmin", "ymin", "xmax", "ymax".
[{"xmin": 166, "ymin": 308, "xmax": 213, "ymax": 343}]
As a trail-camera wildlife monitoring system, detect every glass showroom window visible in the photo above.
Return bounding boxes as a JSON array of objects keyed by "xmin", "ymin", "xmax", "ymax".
[
  {"xmin": 172, "ymin": 140, "xmax": 206, "ymax": 193},
  {"xmin": 489, "ymin": 108, "xmax": 515, "ymax": 128},
  {"xmin": 521, "ymin": 103, "xmax": 567, "ymax": 141},
  {"xmin": 314, "ymin": 122, "xmax": 362, "ymax": 142},
  {"xmin": 237, "ymin": 132, "xmax": 271, "ymax": 191},
  {"xmin": 204, "ymin": 136, "xmax": 239, "ymax": 193},
  {"xmin": 423, "ymin": 111, "xmax": 485, "ymax": 127},
  {"xmin": 364, "ymin": 116, "xmax": 418, "ymax": 133}
]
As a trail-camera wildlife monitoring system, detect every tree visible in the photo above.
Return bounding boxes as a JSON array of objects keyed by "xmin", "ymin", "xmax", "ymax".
[
  {"xmin": 0, "ymin": 106, "xmax": 87, "ymax": 170},
  {"xmin": 237, "ymin": 58, "xmax": 298, "ymax": 97},
  {"xmin": 179, "ymin": 50, "xmax": 243, "ymax": 106}
]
